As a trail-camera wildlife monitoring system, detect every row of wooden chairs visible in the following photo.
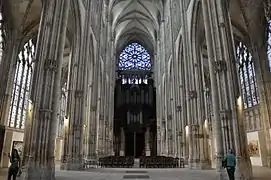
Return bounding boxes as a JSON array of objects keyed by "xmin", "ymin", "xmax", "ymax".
[
  {"xmin": 139, "ymin": 156, "xmax": 185, "ymax": 168},
  {"xmin": 99, "ymin": 156, "xmax": 134, "ymax": 168}
]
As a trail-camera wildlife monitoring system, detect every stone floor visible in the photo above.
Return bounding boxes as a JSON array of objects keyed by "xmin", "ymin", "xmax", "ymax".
[{"xmin": 0, "ymin": 166, "xmax": 270, "ymax": 180}]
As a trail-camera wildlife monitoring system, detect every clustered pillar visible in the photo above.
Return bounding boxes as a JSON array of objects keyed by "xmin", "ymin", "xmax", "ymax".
[
  {"xmin": 154, "ymin": 0, "xmax": 252, "ymax": 179},
  {"xmin": 21, "ymin": 0, "xmax": 70, "ymax": 179},
  {"xmin": 6, "ymin": 1, "xmax": 264, "ymax": 180}
]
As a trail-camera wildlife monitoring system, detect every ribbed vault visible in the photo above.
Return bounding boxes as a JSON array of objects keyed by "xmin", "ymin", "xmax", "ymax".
[{"xmin": 110, "ymin": 0, "xmax": 163, "ymax": 55}]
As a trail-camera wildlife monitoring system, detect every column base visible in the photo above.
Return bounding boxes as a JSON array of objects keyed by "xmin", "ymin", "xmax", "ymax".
[
  {"xmin": 235, "ymin": 156, "xmax": 253, "ymax": 180},
  {"xmin": 145, "ymin": 150, "xmax": 151, "ymax": 156},
  {"xmin": 189, "ymin": 158, "xmax": 207, "ymax": 169},
  {"xmin": 267, "ymin": 155, "xmax": 271, "ymax": 168},
  {"xmin": 199, "ymin": 159, "xmax": 212, "ymax": 170},
  {"xmin": 20, "ymin": 164, "xmax": 55, "ymax": 180},
  {"xmin": 63, "ymin": 162, "xmax": 84, "ymax": 170},
  {"xmin": 214, "ymin": 168, "xmax": 228, "ymax": 180},
  {"xmin": 120, "ymin": 150, "xmax": 125, "ymax": 156},
  {"xmin": 188, "ymin": 158, "xmax": 199, "ymax": 169}
]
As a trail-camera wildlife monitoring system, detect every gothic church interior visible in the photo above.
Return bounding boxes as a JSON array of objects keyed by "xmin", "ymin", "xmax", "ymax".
[{"xmin": 0, "ymin": 0, "xmax": 271, "ymax": 180}]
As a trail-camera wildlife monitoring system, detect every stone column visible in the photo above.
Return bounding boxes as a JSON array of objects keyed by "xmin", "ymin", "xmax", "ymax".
[
  {"xmin": 188, "ymin": 17, "xmax": 200, "ymax": 167},
  {"xmin": 212, "ymin": 0, "xmax": 253, "ymax": 178},
  {"xmin": 95, "ymin": 66, "xmax": 101, "ymax": 158},
  {"xmin": 179, "ymin": 0, "xmax": 189, "ymax": 163},
  {"xmin": 250, "ymin": 1, "xmax": 271, "ymax": 168},
  {"xmin": 201, "ymin": 0, "xmax": 229, "ymax": 179},
  {"xmin": 21, "ymin": 0, "xmax": 70, "ymax": 179},
  {"xmin": 173, "ymin": 52, "xmax": 181, "ymax": 159},
  {"xmin": 98, "ymin": 62, "xmax": 106, "ymax": 157},
  {"xmin": 86, "ymin": 49, "xmax": 99, "ymax": 160},
  {"xmin": 156, "ymin": 86, "xmax": 162, "ymax": 155},
  {"xmin": 160, "ymin": 19, "xmax": 168, "ymax": 156},
  {"xmin": 120, "ymin": 127, "xmax": 125, "ymax": 156},
  {"xmin": 155, "ymin": 39, "xmax": 162, "ymax": 156},
  {"xmin": 145, "ymin": 127, "xmax": 151, "ymax": 156},
  {"xmin": 0, "ymin": 30, "xmax": 19, "ymax": 126},
  {"xmin": 60, "ymin": 118, "xmax": 69, "ymax": 170},
  {"xmin": 193, "ymin": 48, "xmax": 211, "ymax": 169},
  {"xmin": 103, "ymin": 7, "xmax": 110, "ymax": 155},
  {"xmin": 107, "ymin": 47, "xmax": 115, "ymax": 156},
  {"xmin": 199, "ymin": 49, "xmax": 212, "ymax": 169}
]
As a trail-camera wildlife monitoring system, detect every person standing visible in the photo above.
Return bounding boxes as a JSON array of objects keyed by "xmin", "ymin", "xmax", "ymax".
[
  {"xmin": 7, "ymin": 148, "xmax": 21, "ymax": 180},
  {"xmin": 223, "ymin": 149, "xmax": 236, "ymax": 180}
]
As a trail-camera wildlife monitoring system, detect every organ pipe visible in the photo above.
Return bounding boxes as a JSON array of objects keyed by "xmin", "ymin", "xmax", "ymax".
[{"xmin": 141, "ymin": 89, "xmax": 144, "ymax": 104}]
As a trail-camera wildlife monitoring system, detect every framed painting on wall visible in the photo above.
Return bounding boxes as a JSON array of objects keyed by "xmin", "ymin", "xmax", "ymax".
[{"xmin": 248, "ymin": 140, "xmax": 260, "ymax": 157}]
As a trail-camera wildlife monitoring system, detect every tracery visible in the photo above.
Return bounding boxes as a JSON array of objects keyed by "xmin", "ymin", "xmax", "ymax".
[
  {"xmin": 0, "ymin": 12, "xmax": 6, "ymax": 64},
  {"xmin": 268, "ymin": 20, "xmax": 271, "ymax": 70},
  {"xmin": 236, "ymin": 41, "xmax": 259, "ymax": 109},
  {"xmin": 8, "ymin": 39, "xmax": 36, "ymax": 129},
  {"xmin": 118, "ymin": 42, "xmax": 151, "ymax": 71},
  {"xmin": 118, "ymin": 42, "xmax": 152, "ymax": 85}
]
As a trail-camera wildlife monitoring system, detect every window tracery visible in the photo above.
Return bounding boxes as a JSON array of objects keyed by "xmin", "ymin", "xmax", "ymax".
[
  {"xmin": 0, "ymin": 12, "xmax": 6, "ymax": 64},
  {"xmin": 118, "ymin": 42, "xmax": 151, "ymax": 71},
  {"xmin": 57, "ymin": 86, "xmax": 67, "ymax": 137},
  {"xmin": 8, "ymin": 39, "xmax": 36, "ymax": 129},
  {"xmin": 268, "ymin": 20, "xmax": 271, "ymax": 70},
  {"xmin": 118, "ymin": 42, "xmax": 151, "ymax": 85},
  {"xmin": 236, "ymin": 42, "xmax": 259, "ymax": 109}
]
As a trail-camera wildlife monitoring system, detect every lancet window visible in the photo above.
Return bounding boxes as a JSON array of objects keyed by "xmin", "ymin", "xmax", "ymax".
[
  {"xmin": 268, "ymin": 20, "xmax": 271, "ymax": 70},
  {"xmin": 0, "ymin": 12, "xmax": 6, "ymax": 64},
  {"xmin": 57, "ymin": 86, "xmax": 67, "ymax": 137},
  {"xmin": 8, "ymin": 39, "xmax": 36, "ymax": 129},
  {"xmin": 236, "ymin": 41, "xmax": 259, "ymax": 109}
]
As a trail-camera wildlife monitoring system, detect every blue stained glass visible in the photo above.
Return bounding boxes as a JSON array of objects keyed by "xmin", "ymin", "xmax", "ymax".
[
  {"xmin": 118, "ymin": 42, "xmax": 151, "ymax": 70},
  {"xmin": 268, "ymin": 20, "xmax": 271, "ymax": 71}
]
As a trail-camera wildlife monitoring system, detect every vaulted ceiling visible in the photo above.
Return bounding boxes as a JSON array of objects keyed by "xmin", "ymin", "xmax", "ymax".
[{"xmin": 109, "ymin": 0, "xmax": 163, "ymax": 55}]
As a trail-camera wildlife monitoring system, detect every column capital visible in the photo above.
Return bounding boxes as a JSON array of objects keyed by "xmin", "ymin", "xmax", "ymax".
[
  {"xmin": 44, "ymin": 59, "xmax": 57, "ymax": 71},
  {"xmin": 188, "ymin": 90, "xmax": 197, "ymax": 99},
  {"xmin": 39, "ymin": 109, "xmax": 53, "ymax": 119},
  {"xmin": 191, "ymin": 124, "xmax": 200, "ymax": 132},
  {"xmin": 220, "ymin": 109, "xmax": 231, "ymax": 120},
  {"xmin": 99, "ymin": 114, "xmax": 104, "ymax": 120},
  {"xmin": 176, "ymin": 105, "xmax": 182, "ymax": 112},
  {"xmin": 90, "ymin": 106, "xmax": 97, "ymax": 111},
  {"xmin": 75, "ymin": 90, "xmax": 84, "ymax": 97},
  {"xmin": 214, "ymin": 60, "xmax": 227, "ymax": 74}
]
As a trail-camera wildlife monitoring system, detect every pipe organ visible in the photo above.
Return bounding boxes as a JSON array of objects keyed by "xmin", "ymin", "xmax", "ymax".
[
  {"xmin": 114, "ymin": 73, "xmax": 156, "ymax": 129},
  {"xmin": 114, "ymin": 71, "xmax": 157, "ymax": 157}
]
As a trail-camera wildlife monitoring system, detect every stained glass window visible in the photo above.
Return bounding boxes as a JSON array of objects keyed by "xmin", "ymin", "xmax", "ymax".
[
  {"xmin": 8, "ymin": 39, "xmax": 35, "ymax": 129},
  {"xmin": 0, "ymin": 12, "xmax": 6, "ymax": 64},
  {"xmin": 121, "ymin": 75, "xmax": 148, "ymax": 84},
  {"xmin": 236, "ymin": 41, "xmax": 259, "ymax": 109},
  {"xmin": 268, "ymin": 20, "xmax": 271, "ymax": 70},
  {"xmin": 57, "ymin": 86, "xmax": 67, "ymax": 137},
  {"xmin": 118, "ymin": 42, "xmax": 151, "ymax": 71}
]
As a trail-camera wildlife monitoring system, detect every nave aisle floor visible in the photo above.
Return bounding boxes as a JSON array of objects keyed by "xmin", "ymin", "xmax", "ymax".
[{"xmin": 0, "ymin": 165, "xmax": 271, "ymax": 180}]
